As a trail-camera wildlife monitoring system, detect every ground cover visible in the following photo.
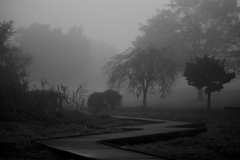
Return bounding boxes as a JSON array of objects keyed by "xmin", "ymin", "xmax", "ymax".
[
  {"xmin": 110, "ymin": 107, "xmax": 240, "ymax": 160},
  {"xmin": 1, "ymin": 106, "xmax": 239, "ymax": 160},
  {"xmin": 0, "ymin": 113, "xmax": 153, "ymax": 160}
]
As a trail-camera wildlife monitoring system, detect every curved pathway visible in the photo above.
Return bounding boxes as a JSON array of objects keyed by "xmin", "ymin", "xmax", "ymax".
[{"xmin": 36, "ymin": 115, "xmax": 207, "ymax": 160}]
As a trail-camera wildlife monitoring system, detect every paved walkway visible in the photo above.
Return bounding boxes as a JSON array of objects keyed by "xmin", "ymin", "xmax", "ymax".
[{"xmin": 36, "ymin": 115, "xmax": 207, "ymax": 160}]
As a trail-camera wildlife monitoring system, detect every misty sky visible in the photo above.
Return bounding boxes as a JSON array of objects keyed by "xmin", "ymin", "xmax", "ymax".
[
  {"xmin": 0, "ymin": 0, "xmax": 171, "ymax": 52},
  {"xmin": 1, "ymin": 0, "xmax": 240, "ymax": 105}
]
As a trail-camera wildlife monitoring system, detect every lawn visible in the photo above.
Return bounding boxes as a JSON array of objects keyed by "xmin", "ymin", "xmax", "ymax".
[
  {"xmin": 1, "ymin": 106, "xmax": 240, "ymax": 159},
  {"xmin": 0, "ymin": 113, "xmax": 156, "ymax": 159},
  {"xmin": 110, "ymin": 107, "xmax": 240, "ymax": 160}
]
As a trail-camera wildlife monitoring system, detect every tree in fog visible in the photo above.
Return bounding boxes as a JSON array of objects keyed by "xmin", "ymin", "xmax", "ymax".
[
  {"xmin": 184, "ymin": 54, "xmax": 235, "ymax": 109},
  {"xmin": 0, "ymin": 21, "xmax": 32, "ymax": 114},
  {"xmin": 16, "ymin": 23, "xmax": 91, "ymax": 85},
  {"xmin": 133, "ymin": 0, "xmax": 240, "ymax": 100},
  {"xmin": 103, "ymin": 45, "xmax": 178, "ymax": 107}
]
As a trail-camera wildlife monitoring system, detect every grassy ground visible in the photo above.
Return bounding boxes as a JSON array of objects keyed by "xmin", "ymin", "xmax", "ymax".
[
  {"xmin": 1, "ymin": 106, "xmax": 240, "ymax": 159},
  {"xmin": 109, "ymin": 107, "xmax": 240, "ymax": 160},
  {"xmin": 0, "ymin": 113, "xmax": 153, "ymax": 159}
]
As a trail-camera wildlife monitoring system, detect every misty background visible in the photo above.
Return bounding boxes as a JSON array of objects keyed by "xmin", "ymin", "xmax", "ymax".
[{"xmin": 1, "ymin": 0, "xmax": 240, "ymax": 107}]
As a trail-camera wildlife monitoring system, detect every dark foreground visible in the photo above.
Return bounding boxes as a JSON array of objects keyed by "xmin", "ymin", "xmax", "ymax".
[
  {"xmin": 112, "ymin": 107, "xmax": 240, "ymax": 160},
  {"xmin": 1, "ymin": 107, "xmax": 240, "ymax": 159}
]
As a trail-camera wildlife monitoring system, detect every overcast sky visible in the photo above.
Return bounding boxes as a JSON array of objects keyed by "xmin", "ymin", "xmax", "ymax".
[
  {"xmin": 0, "ymin": 0, "xmax": 171, "ymax": 53},
  {"xmin": 1, "ymin": 0, "xmax": 240, "ymax": 105}
]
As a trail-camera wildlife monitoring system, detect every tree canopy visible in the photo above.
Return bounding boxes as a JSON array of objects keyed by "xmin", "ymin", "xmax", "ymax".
[
  {"xmin": 134, "ymin": 0, "xmax": 240, "ymax": 68},
  {"xmin": 133, "ymin": 9, "xmax": 185, "ymax": 67},
  {"xmin": 16, "ymin": 23, "xmax": 91, "ymax": 85},
  {"xmin": 169, "ymin": 0, "xmax": 240, "ymax": 60},
  {"xmin": 133, "ymin": 0, "xmax": 240, "ymax": 100},
  {"xmin": 103, "ymin": 45, "xmax": 178, "ymax": 107},
  {"xmin": 183, "ymin": 54, "xmax": 236, "ymax": 109}
]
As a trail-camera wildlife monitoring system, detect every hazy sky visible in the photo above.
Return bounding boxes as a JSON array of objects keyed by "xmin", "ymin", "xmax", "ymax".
[
  {"xmin": 1, "ymin": 0, "xmax": 240, "ymax": 104},
  {"xmin": 0, "ymin": 0, "xmax": 170, "ymax": 53}
]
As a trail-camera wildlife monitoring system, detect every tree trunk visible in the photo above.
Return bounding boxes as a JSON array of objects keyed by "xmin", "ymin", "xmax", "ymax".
[
  {"xmin": 198, "ymin": 88, "xmax": 203, "ymax": 100},
  {"xmin": 143, "ymin": 91, "xmax": 147, "ymax": 107},
  {"xmin": 207, "ymin": 92, "xmax": 211, "ymax": 109}
]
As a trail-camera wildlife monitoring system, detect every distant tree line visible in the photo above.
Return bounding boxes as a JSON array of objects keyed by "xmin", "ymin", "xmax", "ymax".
[
  {"xmin": 0, "ymin": 21, "xmax": 91, "ymax": 124},
  {"xmin": 16, "ymin": 23, "xmax": 91, "ymax": 85}
]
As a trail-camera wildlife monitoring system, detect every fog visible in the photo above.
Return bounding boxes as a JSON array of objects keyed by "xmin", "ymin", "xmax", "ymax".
[
  {"xmin": 124, "ymin": 76, "xmax": 240, "ymax": 108},
  {"xmin": 0, "ymin": 0, "xmax": 169, "ymax": 52},
  {"xmin": 0, "ymin": 0, "xmax": 169, "ymax": 89},
  {"xmin": 1, "ymin": 0, "xmax": 240, "ymax": 107}
]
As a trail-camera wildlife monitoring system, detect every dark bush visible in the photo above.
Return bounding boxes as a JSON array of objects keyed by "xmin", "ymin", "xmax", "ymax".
[
  {"xmin": 87, "ymin": 92, "xmax": 106, "ymax": 114},
  {"xmin": 103, "ymin": 89, "xmax": 122, "ymax": 108},
  {"xmin": 26, "ymin": 89, "xmax": 64, "ymax": 114}
]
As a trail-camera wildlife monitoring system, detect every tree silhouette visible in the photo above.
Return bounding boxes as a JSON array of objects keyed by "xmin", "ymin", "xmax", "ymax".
[
  {"xmin": 87, "ymin": 92, "xmax": 106, "ymax": 115},
  {"xmin": 103, "ymin": 45, "xmax": 178, "ymax": 107},
  {"xmin": 183, "ymin": 54, "xmax": 236, "ymax": 109},
  {"xmin": 103, "ymin": 89, "xmax": 122, "ymax": 108},
  {"xmin": 133, "ymin": 0, "xmax": 240, "ymax": 100},
  {"xmin": 0, "ymin": 21, "xmax": 32, "ymax": 114},
  {"xmin": 0, "ymin": 21, "xmax": 15, "ymax": 55}
]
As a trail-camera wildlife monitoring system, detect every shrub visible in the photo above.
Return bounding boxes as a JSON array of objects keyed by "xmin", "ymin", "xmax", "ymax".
[
  {"xmin": 87, "ymin": 92, "xmax": 106, "ymax": 114},
  {"xmin": 26, "ymin": 89, "xmax": 64, "ymax": 114},
  {"xmin": 103, "ymin": 89, "xmax": 122, "ymax": 108}
]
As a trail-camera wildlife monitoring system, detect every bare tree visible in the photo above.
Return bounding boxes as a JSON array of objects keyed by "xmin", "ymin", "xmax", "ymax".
[{"xmin": 103, "ymin": 45, "xmax": 178, "ymax": 107}]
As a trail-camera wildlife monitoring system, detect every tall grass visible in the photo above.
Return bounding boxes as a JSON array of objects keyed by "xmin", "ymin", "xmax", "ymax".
[{"xmin": 0, "ymin": 79, "xmax": 93, "ymax": 125}]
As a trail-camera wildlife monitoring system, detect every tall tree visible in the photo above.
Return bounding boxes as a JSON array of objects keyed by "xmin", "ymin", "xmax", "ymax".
[
  {"xmin": 103, "ymin": 45, "xmax": 178, "ymax": 107},
  {"xmin": 0, "ymin": 21, "xmax": 32, "ymax": 114},
  {"xmin": 0, "ymin": 21, "xmax": 14, "ymax": 55},
  {"xmin": 133, "ymin": 9, "xmax": 185, "ymax": 68},
  {"xmin": 16, "ymin": 23, "xmax": 91, "ymax": 85},
  {"xmin": 169, "ymin": 0, "xmax": 240, "ymax": 99},
  {"xmin": 184, "ymin": 54, "xmax": 236, "ymax": 109},
  {"xmin": 133, "ymin": 0, "xmax": 240, "ymax": 100}
]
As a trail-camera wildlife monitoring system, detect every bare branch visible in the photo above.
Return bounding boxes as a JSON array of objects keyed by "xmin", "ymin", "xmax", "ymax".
[{"xmin": 103, "ymin": 45, "xmax": 178, "ymax": 107}]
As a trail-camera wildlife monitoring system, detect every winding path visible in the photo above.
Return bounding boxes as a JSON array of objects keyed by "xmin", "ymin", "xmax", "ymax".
[{"xmin": 36, "ymin": 115, "xmax": 207, "ymax": 160}]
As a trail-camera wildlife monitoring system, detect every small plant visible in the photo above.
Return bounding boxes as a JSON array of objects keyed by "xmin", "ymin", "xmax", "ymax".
[{"xmin": 103, "ymin": 89, "xmax": 122, "ymax": 108}]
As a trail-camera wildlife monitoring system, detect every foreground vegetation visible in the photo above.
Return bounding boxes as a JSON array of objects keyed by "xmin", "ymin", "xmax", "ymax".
[
  {"xmin": 1, "ymin": 105, "xmax": 240, "ymax": 159},
  {"xmin": 0, "ymin": 112, "xmax": 149, "ymax": 159}
]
